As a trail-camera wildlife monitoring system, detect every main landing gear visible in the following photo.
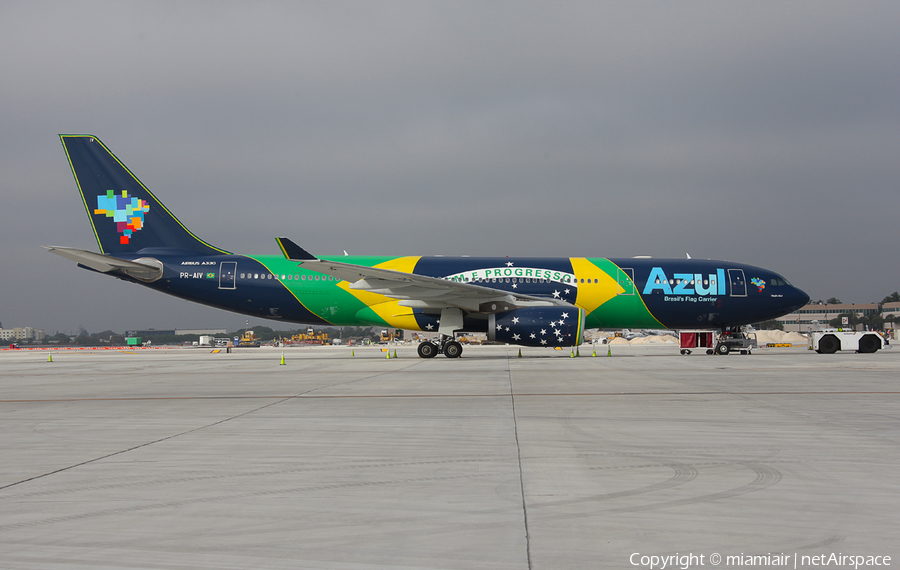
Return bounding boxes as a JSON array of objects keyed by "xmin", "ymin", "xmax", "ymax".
[{"xmin": 417, "ymin": 336, "xmax": 463, "ymax": 359}]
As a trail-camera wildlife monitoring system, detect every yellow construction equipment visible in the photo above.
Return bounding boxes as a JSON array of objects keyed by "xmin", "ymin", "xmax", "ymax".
[
  {"xmin": 238, "ymin": 330, "xmax": 260, "ymax": 347},
  {"xmin": 380, "ymin": 329, "xmax": 401, "ymax": 343},
  {"xmin": 288, "ymin": 327, "xmax": 330, "ymax": 345}
]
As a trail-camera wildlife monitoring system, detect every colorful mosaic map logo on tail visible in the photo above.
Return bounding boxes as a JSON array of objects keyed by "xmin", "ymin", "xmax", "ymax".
[{"xmin": 94, "ymin": 190, "xmax": 150, "ymax": 244}]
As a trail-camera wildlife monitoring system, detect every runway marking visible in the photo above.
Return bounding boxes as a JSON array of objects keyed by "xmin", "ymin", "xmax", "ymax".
[{"xmin": 2, "ymin": 391, "xmax": 899, "ymax": 403}]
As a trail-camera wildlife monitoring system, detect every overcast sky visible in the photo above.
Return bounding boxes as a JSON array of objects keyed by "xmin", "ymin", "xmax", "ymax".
[{"xmin": 1, "ymin": 2, "xmax": 898, "ymax": 334}]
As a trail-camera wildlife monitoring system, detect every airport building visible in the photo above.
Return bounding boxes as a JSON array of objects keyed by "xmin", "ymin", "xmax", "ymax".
[
  {"xmin": 0, "ymin": 326, "xmax": 46, "ymax": 342},
  {"xmin": 125, "ymin": 328, "xmax": 227, "ymax": 338},
  {"xmin": 776, "ymin": 303, "xmax": 880, "ymax": 332}
]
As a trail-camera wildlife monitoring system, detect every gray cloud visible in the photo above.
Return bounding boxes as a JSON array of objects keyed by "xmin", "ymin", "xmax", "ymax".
[{"xmin": 2, "ymin": 2, "xmax": 898, "ymax": 333}]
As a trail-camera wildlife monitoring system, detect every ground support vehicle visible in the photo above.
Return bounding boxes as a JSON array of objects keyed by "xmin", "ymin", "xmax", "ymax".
[
  {"xmin": 714, "ymin": 330, "xmax": 758, "ymax": 355},
  {"xmin": 679, "ymin": 330, "xmax": 716, "ymax": 355},
  {"xmin": 679, "ymin": 329, "xmax": 757, "ymax": 355},
  {"xmin": 809, "ymin": 329, "xmax": 886, "ymax": 354}
]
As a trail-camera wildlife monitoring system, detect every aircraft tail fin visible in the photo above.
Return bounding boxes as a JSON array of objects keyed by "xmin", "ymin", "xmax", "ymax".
[{"xmin": 59, "ymin": 135, "xmax": 229, "ymax": 256}]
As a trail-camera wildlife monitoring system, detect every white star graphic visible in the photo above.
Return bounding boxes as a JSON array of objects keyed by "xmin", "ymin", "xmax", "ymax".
[
  {"xmin": 564, "ymin": 289, "xmax": 570, "ymax": 295},
  {"xmin": 540, "ymin": 329, "xmax": 547, "ymax": 335},
  {"xmin": 425, "ymin": 323, "xmax": 433, "ymax": 330},
  {"xmin": 552, "ymin": 290, "xmax": 560, "ymax": 298},
  {"xmin": 512, "ymin": 333, "xmax": 520, "ymax": 341},
  {"xmin": 505, "ymin": 327, "xmax": 510, "ymax": 332},
  {"xmin": 529, "ymin": 333, "xmax": 536, "ymax": 339},
  {"xmin": 561, "ymin": 312, "xmax": 569, "ymax": 319},
  {"xmin": 540, "ymin": 339, "xmax": 547, "ymax": 345},
  {"xmin": 554, "ymin": 329, "xmax": 561, "ymax": 336},
  {"xmin": 506, "ymin": 262, "xmax": 514, "ymax": 266},
  {"xmin": 496, "ymin": 324, "xmax": 503, "ymax": 331},
  {"xmin": 512, "ymin": 317, "xmax": 519, "ymax": 324},
  {"xmin": 512, "ymin": 283, "xmax": 517, "ymax": 289}
]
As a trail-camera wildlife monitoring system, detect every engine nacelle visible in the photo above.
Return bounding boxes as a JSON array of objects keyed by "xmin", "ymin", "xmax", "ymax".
[{"xmin": 488, "ymin": 307, "xmax": 585, "ymax": 347}]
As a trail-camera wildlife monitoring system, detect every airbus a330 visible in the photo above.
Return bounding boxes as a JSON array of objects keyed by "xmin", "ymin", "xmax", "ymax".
[{"xmin": 50, "ymin": 135, "xmax": 809, "ymax": 358}]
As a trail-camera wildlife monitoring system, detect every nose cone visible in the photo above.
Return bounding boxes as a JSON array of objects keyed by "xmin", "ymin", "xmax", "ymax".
[{"xmin": 786, "ymin": 286, "xmax": 810, "ymax": 313}]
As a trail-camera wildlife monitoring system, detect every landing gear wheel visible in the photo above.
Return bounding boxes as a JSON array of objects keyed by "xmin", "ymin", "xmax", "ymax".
[
  {"xmin": 443, "ymin": 341, "xmax": 463, "ymax": 358},
  {"xmin": 716, "ymin": 343, "xmax": 730, "ymax": 355},
  {"xmin": 417, "ymin": 342, "xmax": 438, "ymax": 358}
]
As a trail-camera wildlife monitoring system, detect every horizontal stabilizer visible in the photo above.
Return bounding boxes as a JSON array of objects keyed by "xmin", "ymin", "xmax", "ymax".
[{"xmin": 45, "ymin": 246, "xmax": 163, "ymax": 281}]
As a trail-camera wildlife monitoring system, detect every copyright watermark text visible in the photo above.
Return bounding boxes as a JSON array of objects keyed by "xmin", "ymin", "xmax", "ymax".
[{"xmin": 630, "ymin": 552, "xmax": 891, "ymax": 569}]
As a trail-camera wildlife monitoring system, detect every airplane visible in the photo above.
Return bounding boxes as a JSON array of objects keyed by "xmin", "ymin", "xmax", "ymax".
[{"xmin": 49, "ymin": 134, "xmax": 810, "ymax": 358}]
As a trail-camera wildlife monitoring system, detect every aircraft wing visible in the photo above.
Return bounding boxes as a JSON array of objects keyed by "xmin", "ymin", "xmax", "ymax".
[
  {"xmin": 45, "ymin": 246, "xmax": 163, "ymax": 280},
  {"xmin": 275, "ymin": 238, "xmax": 567, "ymax": 313}
]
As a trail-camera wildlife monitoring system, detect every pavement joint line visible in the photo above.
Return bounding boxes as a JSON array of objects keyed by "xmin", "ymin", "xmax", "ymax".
[
  {"xmin": 506, "ymin": 353, "xmax": 533, "ymax": 570},
  {"xmin": 0, "ymin": 394, "xmax": 299, "ymax": 492},
  {"xmin": 0, "ymin": 362, "xmax": 427, "ymax": 491},
  {"xmin": 2, "ymin": 390, "xmax": 898, "ymax": 404}
]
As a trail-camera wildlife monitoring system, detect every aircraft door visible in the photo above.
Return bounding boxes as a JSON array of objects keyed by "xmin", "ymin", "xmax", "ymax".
[
  {"xmin": 219, "ymin": 261, "xmax": 237, "ymax": 289},
  {"xmin": 617, "ymin": 268, "xmax": 635, "ymax": 295},
  {"xmin": 728, "ymin": 269, "xmax": 746, "ymax": 297}
]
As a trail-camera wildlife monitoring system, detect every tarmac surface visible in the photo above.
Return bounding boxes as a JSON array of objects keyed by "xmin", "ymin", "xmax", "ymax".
[{"xmin": 1, "ymin": 343, "xmax": 898, "ymax": 569}]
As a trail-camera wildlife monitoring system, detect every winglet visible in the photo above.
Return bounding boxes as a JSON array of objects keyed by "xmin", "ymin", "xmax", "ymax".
[{"xmin": 276, "ymin": 238, "xmax": 317, "ymax": 261}]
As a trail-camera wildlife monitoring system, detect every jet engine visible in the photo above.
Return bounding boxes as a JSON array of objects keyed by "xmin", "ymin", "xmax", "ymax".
[{"xmin": 487, "ymin": 307, "xmax": 585, "ymax": 347}]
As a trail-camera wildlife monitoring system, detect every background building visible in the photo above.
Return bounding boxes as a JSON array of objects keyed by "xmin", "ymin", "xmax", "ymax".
[
  {"xmin": 125, "ymin": 328, "xmax": 227, "ymax": 338},
  {"xmin": 883, "ymin": 302, "xmax": 900, "ymax": 338},
  {"xmin": 776, "ymin": 303, "xmax": 880, "ymax": 332},
  {"xmin": 0, "ymin": 327, "xmax": 46, "ymax": 342}
]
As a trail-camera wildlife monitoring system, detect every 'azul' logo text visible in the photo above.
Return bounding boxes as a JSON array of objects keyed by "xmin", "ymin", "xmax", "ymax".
[{"xmin": 642, "ymin": 267, "xmax": 726, "ymax": 296}]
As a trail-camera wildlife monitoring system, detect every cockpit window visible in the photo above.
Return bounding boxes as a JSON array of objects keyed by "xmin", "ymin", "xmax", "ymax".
[{"xmin": 770, "ymin": 277, "xmax": 791, "ymax": 286}]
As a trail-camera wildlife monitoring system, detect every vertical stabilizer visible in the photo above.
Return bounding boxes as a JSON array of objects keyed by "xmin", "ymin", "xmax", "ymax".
[{"xmin": 60, "ymin": 135, "xmax": 229, "ymax": 255}]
